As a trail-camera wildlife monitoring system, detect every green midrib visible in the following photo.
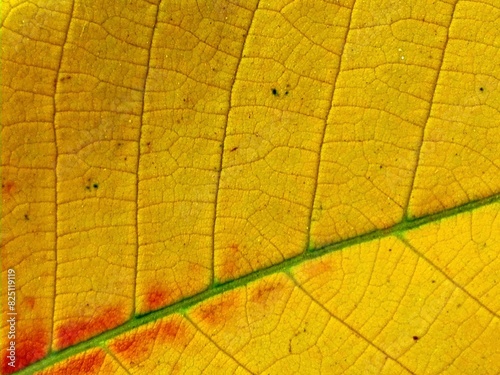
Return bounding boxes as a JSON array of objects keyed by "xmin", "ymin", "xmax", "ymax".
[{"xmin": 19, "ymin": 193, "xmax": 500, "ymax": 374}]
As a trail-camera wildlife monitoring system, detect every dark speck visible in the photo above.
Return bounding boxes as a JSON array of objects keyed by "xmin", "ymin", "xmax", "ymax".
[
  {"xmin": 413, "ymin": 336, "xmax": 419, "ymax": 341},
  {"xmin": 24, "ymin": 214, "xmax": 29, "ymax": 220},
  {"xmin": 479, "ymin": 87, "xmax": 484, "ymax": 92},
  {"xmin": 93, "ymin": 183, "xmax": 99, "ymax": 189},
  {"xmin": 272, "ymin": 88, "xmax": 278, "ymax": 96}
]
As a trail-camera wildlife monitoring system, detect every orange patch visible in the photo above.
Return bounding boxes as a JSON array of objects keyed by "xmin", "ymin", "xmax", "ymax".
[
  {"xmin": 219, "ymin": 243, "xmax": 245, "ymax": 281},
  {"xmin": 110, "ymin": 328, "xmax": 156, "ymax": 364},
  {"xmin": 299, "ymin": 258, "xmax": 334, "ymax": 281},
  {"xmin": 161, "ymin": 321, "xmax": 180, "ymax": 340},
  {"xmin": 23, "ymin": 296, "xmax": 36, "ymax": 310},
  {"xmin": 2, "ymin": 328, "xmax": 48, "ymax": 374},
  {"xmin": 2, "ymin": 180, "xmax": 16, "ymax": 199},
  {"xmin": 38, "ymin": 349, "xmax": 105, "ymax": 375},
  {"xmin": 249, "ymin": 280, "xmax": 285, "ymax": 306},
  {"xmin": 193, "ymin": 292, "xmax": 238, "ymax": 327},
  {"xmin": 55, "ymin": 306, "xmax": 127, "ymax": 350},
  {"xmin": 145, "ymin": 284, "xmax": 175, "ymax": 312}
]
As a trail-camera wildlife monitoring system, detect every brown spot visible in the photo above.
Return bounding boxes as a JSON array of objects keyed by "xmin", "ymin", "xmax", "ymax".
[
  {"xmin": 230, "ymin": 146, "xmax": 238, "ymax": 152},
  {"xmin": 60, "ymin": 75, "xmax": 72, "ymax": 82},
  {"xmin": 412, "ymin": 336, "xmax": 419, "ymax": 341}
]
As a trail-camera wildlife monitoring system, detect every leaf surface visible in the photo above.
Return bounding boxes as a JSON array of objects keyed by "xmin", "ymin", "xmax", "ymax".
[{"xmin": 1, "ymin": 0, "xmax": 499, "ymax": 374}]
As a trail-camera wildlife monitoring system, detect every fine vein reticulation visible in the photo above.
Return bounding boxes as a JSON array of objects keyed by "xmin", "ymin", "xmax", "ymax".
[{"xmin": 2, "ymin": 0, "xmax": 499, "ymax": 373}]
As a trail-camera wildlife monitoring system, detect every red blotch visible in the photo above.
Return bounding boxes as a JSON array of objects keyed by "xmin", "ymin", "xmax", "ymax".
[
  {"xmin": 110, "ymin": 317, "xmax": 187, "ymax": 367},
  {"xmin": 2, "ymin": 328, "xmax": 48, "ymax": 374},
  {"xmin": 145, "ymin": 284, "xmax": 175, "ymax": 312},
  {"xmin": 24, "ymin": 296, "xmax": 36, "ymax": 310},
  {"xmin": 194, "ymin": 292, "xmax": 238, "ymax": 327},
  {"xmin": 38, "ymin": 349, "xmax": 105, "ymax": 375},
  {"xmin": 161, "ymin": 320, "xmax": 182, "ymax": 340},
  {"xmin": 110, "ymin": 330, "xmax": 155, "ymax": 365},
  {"xmin": 2, "ymin": 181, "xmax": 16, "ymax": 199},
  {"xmin": 55, "ymin": 306, "xmax": 127, "ymax": 350}
]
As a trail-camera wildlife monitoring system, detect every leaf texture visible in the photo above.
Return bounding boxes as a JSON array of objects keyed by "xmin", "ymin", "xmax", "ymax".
[{"xmin": 1, "ymin": 0, "xmax": 499, "ymax": 374}]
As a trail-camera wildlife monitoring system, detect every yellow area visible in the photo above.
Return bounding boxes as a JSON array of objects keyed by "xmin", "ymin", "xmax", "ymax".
[
  {"xmin": 293, "ymin": 231, "xmax": 499, "ymax": 372},
  {"xmin": 404, "ymin": 203, "xmax": 500, "ymax": 315},
  {"xmin": 310, "ymin": 0, "xmax": 457, "ymax": 246},
  {"xmin": 51, "ymin": 0, "xmax": 158, "ymax": 348},
  {"xmin": 108, "ymin": 314, "xmax": 249, "ymax": 374},
  {"xmin": 214, "ymin": 0, "xmax": 352, "ymax": 281},
  {"xmin": 89, "ymin": 212, "xmax": 499, "ymax": 374},
  {"xmin": 189, "ymin": 273, "xmax": 408, "ymax": 374},
  {"xmin": 1, "ymin": 0, "xmax": 71, "ymax": 365},
  {"xmin": 408, "ymin": 1, "xmax": 500, "ymax": 217},
  {"xmin": 1, "ymin": 0, "xmax": 499, "ymax": 374},
  {"xmin": 35, "ymin": 348, "xmax": 128, "ymax": 375},
  {"xmin": 136, "ymin": 0, "xmax": 256, "ymax": 313},
  {"xmin": 39, "ymin": 205, "xmax": 500, "ymax": 373}
]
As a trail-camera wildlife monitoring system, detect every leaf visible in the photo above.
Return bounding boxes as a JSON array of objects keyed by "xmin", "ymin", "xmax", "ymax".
[{"xmin": 1, "ymin": 0, "xmax": 499, "ymax": 374}]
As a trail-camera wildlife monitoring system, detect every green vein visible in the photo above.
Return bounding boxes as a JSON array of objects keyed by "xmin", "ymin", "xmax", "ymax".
[{"xmin": 17, "ymin": 192, "xmax": 499, "ymax": 374}]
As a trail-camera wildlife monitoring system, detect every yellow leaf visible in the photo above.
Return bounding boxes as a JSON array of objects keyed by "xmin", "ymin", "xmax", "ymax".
[{"xmin": 1, "ymin": 0, "xmax": 499, "ymax": 374}]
